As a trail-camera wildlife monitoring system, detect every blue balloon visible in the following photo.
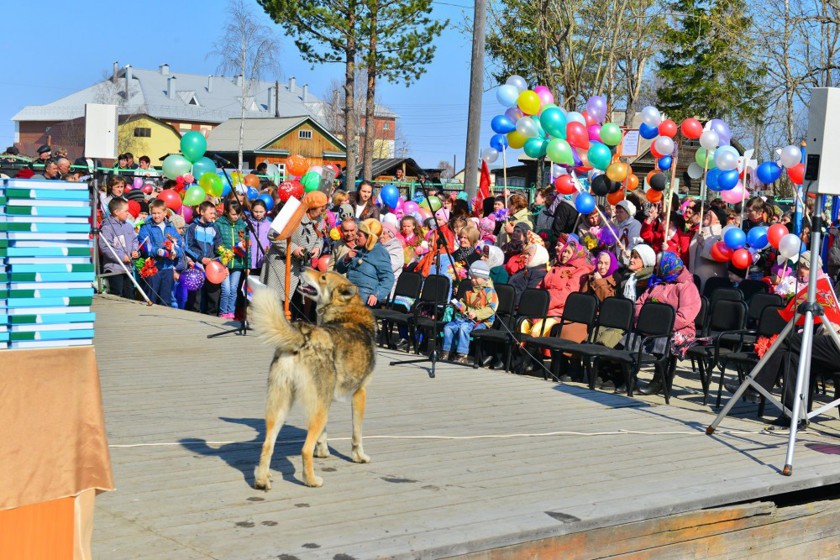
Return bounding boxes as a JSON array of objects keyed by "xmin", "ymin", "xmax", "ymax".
[
  {"xmin": 246, "ymin": 186, "xmax": 259, "ymax": 200},
  {"xmin": 723, "ymin": 227, "xmax": 746, "ymax": 250},
  {"xmin": 490, "ymin": 133, "xmax": 509, "ymax": 152},
  {"xmin": 191, "ymin": 157, "xmax": 216, "ymax": 180},
  {"xmin": 756, "ymin": 161, "xmax": 782, "ymax": 184},
  {"xmin": 706, "ymin": 168, "xmax": 722, "ymax": 191},
  {"xmin": 256, "ymin": 193, "xmax": 275, "ymax": 211},
  {"xmin": 491, "ymin": 115, "xmax": 516, "ymax": 134},
  {"xmin": 574, "ymin": 192, "xmax": 595, "ymax": 214},
  {"xmin": 221, "ymin": 182, "xmax": 231, "ymax": 197},
  {"xmin": 747, "ymin": 226, "xmax": 768, "ymax": 249},
  {"xmin": 658, "ymin": 155, "xmax": 672, "ymax": 171},
  {"xmin": 381, "ymin": 183, "xmax": 400, "ymax": 209},
  {"xmin": 718, "ymin": 169, "xmax": 740, "ymax": 190},
  {"xmin": 639, "ymin": 122, "xmax": 659, "ymax": 139}
]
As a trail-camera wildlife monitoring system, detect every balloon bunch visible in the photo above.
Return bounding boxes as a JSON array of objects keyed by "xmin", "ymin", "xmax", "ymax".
[
  {"xmin": 709, "ymin": 222, "xmax": 801, "ymax": 270},
  {"xmin": 158, "ymin": 131, "xmax": 227, "ymax": 215},
  {"xmin": 754, "ymin": 144, "xmax": 804, "ymax": 187}
]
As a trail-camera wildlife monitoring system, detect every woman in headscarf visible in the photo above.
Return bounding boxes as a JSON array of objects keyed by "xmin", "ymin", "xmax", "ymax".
[
  {"xmin": 582, "ymin": 250, "xmax": 621, "ymax": 302},
  {"xmin": 480, "ymin": 243, "xmax": 508, "ymax": 285},
  {"xmin": 619, "ymin": 244, "xmax": 656, "ymax": 302}
]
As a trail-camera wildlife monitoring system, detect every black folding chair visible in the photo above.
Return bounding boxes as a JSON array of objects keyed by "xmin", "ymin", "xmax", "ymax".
[
  {"xmin": 702, "ymin": 276, "xmax": 732, "ymax": 299},
  {"xmin": 373, "ymin": 271, "xmax": 423, "ymax": 347},
  {"xmin": 472, "ymin": 283, "xmax": 516, "ymax": 369},
  {"xmin": 709, "ymin": 287, "xmax": 743, "ymax": 308},
  {"xmin": 418, "ymin": 280, "xmax": 471, "ymax": 357},
  {"xmin": 738, "ymin": 279, "xmax": 769, "ymax": 301}
]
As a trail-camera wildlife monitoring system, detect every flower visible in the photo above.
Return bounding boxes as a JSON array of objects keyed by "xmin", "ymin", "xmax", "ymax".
[
  {"xmin": 755, "ymin": 334, "xmax": 779, "ymax": 359},
  {"xmin": 217, "ymin": 246, "xmax": 235, "ymax": 266},
  {"xmin": 330, "ymin": 227, "xmax": 341, "ymax": 241},
  {"xmin": 139, "ymin": 258, "xmax": 158, "ymax": 278}
]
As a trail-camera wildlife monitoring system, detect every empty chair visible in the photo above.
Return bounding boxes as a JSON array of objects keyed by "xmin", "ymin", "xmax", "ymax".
[
  {"xmin": 738, "ymin": 279, "xmax": 769, "ymax": 301},
  {"xmin": 702, "ymin": 276, "xmax": 732, "ymax": 299}
]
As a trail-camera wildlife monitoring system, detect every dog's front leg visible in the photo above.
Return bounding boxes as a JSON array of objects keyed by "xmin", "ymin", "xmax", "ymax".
[
  {"xmin": 302, "ymin": 409, "xmax": 329, "ymax": 487},
  {"xmin": 351, "ymin": 387, "xmax": 371, "ymax": 464}
]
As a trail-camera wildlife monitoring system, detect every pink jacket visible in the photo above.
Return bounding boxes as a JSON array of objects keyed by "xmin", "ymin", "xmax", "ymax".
[
  {"xmin": 538, "ymin": 257, "xmax": 594, "ymax": 317},
  {"xmin": 634, "ymin": 268, "xmax": 701, "ymax": 337}
]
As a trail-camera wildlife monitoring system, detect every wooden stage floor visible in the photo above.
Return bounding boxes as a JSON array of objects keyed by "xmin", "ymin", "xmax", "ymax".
[{"xmin": 91, "ymin": 295, "xmax": 840, "ymax": 559}]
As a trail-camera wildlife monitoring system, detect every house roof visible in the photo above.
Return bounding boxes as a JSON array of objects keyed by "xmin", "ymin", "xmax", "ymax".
[
  {"xmin": 205, "ymin": 116, "xmax": 346, "ymax": 152},
  {"xmin": 12, "ymin": 65, "xmax": 398, "ymax": 124},
  {"xmin": 361, "ymin": 158, "xmax": 425, "ymax": 178}
]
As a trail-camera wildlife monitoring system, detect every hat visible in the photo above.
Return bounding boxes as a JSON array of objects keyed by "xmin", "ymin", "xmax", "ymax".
[
  {"xmin": 36, "ymin": 144, "xmax": 51, "ymax": 155},
  {"xmin": 357, "ymin": 220, "xmax": 379, "ymax": 250},
  {"xmin": 303, "ymin": 190, "xmax": 328, "ymax": 208},
  {"xmin": 381, "ymin": 212, "xmax": 399, "ymax": 230},
  {"xmin": 380, "ymin": 221, "xmax": 398, "ymax": 238},
  {"xmin": 708, "ymin": 205, "xmax": 727, "ymax": 225},
  {"xmin": 137, "ymin": 200, "xmax": 149, "ymax": 215},
  {"xmin": 784, "ymin": 249, "xmax": 823, "ymax": 269},
  {"xmin": 337, "ymin": 203, "xmax": 354, "ymax": 221},
  {"xmin": 170, "ymin": 214, "xmax": 186, "ymax": 229},
  {"xmin": 631, "ymin": 244, "xmax": 657, "ymax": 268},
  {"xmin": 616, "ymin": 200, "xmax": 636, "ymax": 217},
  {"xmin": 5, "ymin": 146, "xmax": 19, "ymax": 156},
  {"xmin": 469, "ymin": 260, "xmax": 491, "ymax": 279},
  {"xmin": 125, "ymin": 188, "xmax": 146, "ymax": 202},
  {"xmin": 435, "ymin": 208, "xmax": 450, "ymax": 222}
]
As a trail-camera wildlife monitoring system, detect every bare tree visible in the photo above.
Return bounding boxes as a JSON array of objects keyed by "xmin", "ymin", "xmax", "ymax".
[
  {"xmin": 209, "ymin": 0, "xmax": 280, "ymax": 171},
  {"xmin": 437, "ymin": 160, "xmax": 455, "ymax": 180}
]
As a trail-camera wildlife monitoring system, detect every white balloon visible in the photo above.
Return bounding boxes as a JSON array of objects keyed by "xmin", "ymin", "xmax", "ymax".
[
  {"xmin": 779, "ymin": 145, "xmax": 801, "ymax": 169},
  {"xmin": 481, "ymin": 147, "xmax": 499, "ymax": 163},
  {"xmin": 778, "ymin": 233, "xmax": 801, "ymax": 259},
  {"xmin": 714, "ymin": 145, "xmax": 740, "ymax": 171},
  {"xmin": 641, "ymin": 106, "xmax": 661, "ymax": 127},
  {"xmin": 700, "ymin": 129, "xmax": 720, "ymax": 150},
  {"xmin": 515, "ymin": 117, "xmax": 540, "ymax": 138},
  {"xmin": 506, "ymin": 75, "xmax": 528, "ymax": 94},
  {"xmin": 687, "ymin": 162, "xmax": 704, "ymax": 179},
  {"xmin": 566, "ymin": 111, "xmax": 586, "ymax": 125},
  {"xmin": 654, "ymin": 136, "xmax": 675, "ymax": 156}
]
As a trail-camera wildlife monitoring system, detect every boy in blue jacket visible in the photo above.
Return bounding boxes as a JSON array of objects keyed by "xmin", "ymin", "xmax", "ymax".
[
  {"xmin": 138, "ymin": 199, "xmax": 183, "ymax": 306},
  {"xmin": 184, "ymin": 201, "xmax": 223, "ymax": 315},
  {"xmin": 98, "ymin": 198, "xmax": 139, "ymax": 299}
]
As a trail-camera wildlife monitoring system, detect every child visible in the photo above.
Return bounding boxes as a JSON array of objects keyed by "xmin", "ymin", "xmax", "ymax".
[
  {"xmin": 138, "ymin": 199, "xmax": 183, "ymax": 306},
  {"xmin": 442, "ymin": 260, "xmax": 498, "ymax": 364},
  {"xmin": 169, "ymin": 214, "xmax": 189, "ymax": 308},
  {"xmin": 98, "ymin": 198, "xmax": 139, "ymax": 299},
  {"xmin": 247, "ymin": 198, "xmax": 271, "ymax": 277},
  {"xmin": 215, "ymin": 199, "xmax": 250, "ymax": 319},
  {"xmin": 184, "ymin": 201, "xmax": 223, "ymax": 315}
]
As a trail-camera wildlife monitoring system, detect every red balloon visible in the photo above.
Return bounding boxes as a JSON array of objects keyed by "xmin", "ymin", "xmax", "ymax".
[
  {"xmin": 710, "ymin": 241, "xmax": 734, "ymax": 263},
  {"xmin": 142, "ymin": 184, "xmax": 153, "ymax": 195},
  {"xmin": 649, "ymin": 142, "xmax": 664, "ymax": 159},
  {"xmin": 788, "ymin": 162, "xmax": 805, "ymax": 185},
  {"xmin": 277, "ymin": 180, "xmax": 305, "ymax": 202},
  {"xmin": 767, "ymin": 223, "xmax": 787, "ymax": 249},
  {"xmin": 204, "ymin": 260, "xmax": 228, "ymax": 285},
  {"xmin": 645, "ymin": 189, "xmax": 662, "ymax": 203},
  {"xmin": 157, "ymin": 189, "xmax": 182, "ymax": 212},
  {"xmin": 316, "ymin": 255, "xmax": 330, "ymax": 273},
  {"xmin": 581, "ymin": 110, "xmax": 597, "ymax": 127},
  {"xmin": 658, "ymin": 119, "xmax": 677, "ymax": 138},
  {"xmin": 731, "ymin": 248, "xmax": 751, "ymax": 269},
  {"xmin": 554, "ymin": 175, "xmax": 576, "ymax": 195},
  {"xmin": 566, "ymin": 122, "xmax": 590, "ymax": 150},
  {"xmin": 680, "ymin": 118, "xmax": 703, "ymax": 140}
]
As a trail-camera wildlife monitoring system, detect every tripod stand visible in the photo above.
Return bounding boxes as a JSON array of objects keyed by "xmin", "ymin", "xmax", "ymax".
[{"xmin": 707, "ymin": 192, "xmax": 840, "ymax": 475}]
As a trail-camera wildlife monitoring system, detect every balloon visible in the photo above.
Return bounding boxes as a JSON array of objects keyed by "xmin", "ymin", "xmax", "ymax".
[
  {"xmin": 403, "ymin": 201, "xmax": 420, "ymax": 214},
  {"xmin": 641, "ymin": 106, "xmax": 661, "ymax": 127},
  {"xmin": 649, "ymin": 173, "xmax": 667, "ymax": 191},
  {"xmin": 265, "ymin": 163, "xmax": 283, "ymax": 184},
  {"xmin": 723, "ymin": 227, "xmax": 746, "ymax": 250},
  {"xmin": 277, "ymin": 180, "xmax": 303, "ymax": 202},
  {"xmin": 714, "ymin": 145, "xmax": 740, "ymax": 171},
  {"xmin": 654, "ymin": 136, "xmax": 675, "ymax": 156},
  {"xmin": 191, "ymin": 157, "xmax": 216, "ymax": 182},
  {"xmin": 706, "ymin": 168, "xmax": 722, "ymax": 191},
  {"xmin": 731, "ymin": 248, "xmax": 751, "ymax": 269},
  {"xmin": 566, "ymin": 111, "xmax": 586, "ymax": 125},
  {"xmin": 658, "ymin": 155, "xmax": 673, "ymax": 171},
  {"xmin": 286, "ymin": 154, "xmax": 309, "ymax": 177},
  {"xmin": 591, "ymin": 174, "xmax": 612, "ymax": 196},
  {"xmin": 606, "ymin": 190, "xmax": 625, "ymax": 206},
  {"xmin": 230, "ymin": 171, "xmax": 243, "ymax": 185},
  {"xmin": 695, "ymin": 147, "xmax": 716, "ymax": 168},
  {"xmin": 788, "ymin": 162, "xmax": 805, "ymax": 185},
  {"xmin": 182, "ymin": 185, "xmax": 205, "ymax": 206},
  {"xmin": 566, "ymin": 122, "xmax": 589, "ymax": 149},
  {"xmin": 587, "ymin": 143, "xmax": 612, "ymax": 171},
  {"xmin": 680, "ymin": 118, "xmax": 703, "ymax": 139},
  {"xmin": 131, "ymin": 177, "xmax": 142, "ymax": 189},
  {"xmin": 778, "ymin": 233, "xmax": 801, "ymax": 259},
  {"xmin": 481, "ymin": 147, "xmax": 499, "ymax": 163},
  {"xmin": 504, "ymin": 107, "xmax": 523, "ymax": 122},
  {"xmin": 700, "ymin": 130, "xmax": 720, "ymax": 150},
  {"xmin": 142, "ymin": 184, "xmax": 153, "ymax": 195},
  {"xmin": 687, "ymin": 162, "xmax": 704, "ymax": 180},
  {"xmin": 646, "ymin": 189, "xmax": 663, "ymax": 203},
  {"xmin": 708, "ymin": 119, "xmax": 732, "ymax": 146},
  {"xmin": 162, "ymin": 154, "xmax": 192, "ymax": 180},
  {"xmin": 779, "ymin": 145, "xmax": 801, "ymax": 168},
  {"xmin": 301, "ymin": 171, "xmax": 321, "ymax": 192},
  {"xmin": 546, "ymin": 139, "xmax": 574, "ymax": 165},
  {"xmin": 581, "ymin": 111, "xmax": 597, "ymax": 128},
  {"xmin": 180, "ymin": 131, "xmax": 207, "ymax": 163},
  {"xmin": 489, "ymin": 133, "xmax": 508, "ymax": 151},
  {"xmin": 600, "ymin": 123, "xmax": 622, "ymax": 146},
  {"xmin": 257, "ymin": 193, "xmax": 275, "ymax": 212},
  {"xmin": 523, "ymin": 137, "xmax": 548, "ymax": 158},
  {"xmin": 587, "ymin": 125, "xmax": 602, "ymax": 143},
  {"xmin": 606, "ymin": 162, "xmax": 629, "ymax": 182},
  {"xmin": 626, "ymin": 174, "xmax": 639, "ymax": 191},
  {"xmin": 315, "ymin": 254, "xmax": 331, "ymax": 273},
  {"xmin": 747, "ymin": 226, "xmax": 768, "ymax": 249},
  {"xmin": 506, "ymin": 75, "xmax": 528, "ymax": 93},
  {"xmin": 574, "ymin": 192, "xmax": 595, "ymax": 214},
  {"xmin": 540, "ymin": 107, "xmax": 567, "ymax": 138},
  {"xmin": 244, "ymin": 174, "xmax": 260, "ymax": 188},
  {"xmin": 419, "ymin": 197, "xmax": 442, "ymax": 212},
  {"xmin": 586, "ymin": 95, "xmax": 607, "ymax": 123},
  {"xmin": 181, "ymin": 268, "xmax": 205, "ymax": 292},
  {"xmin": 381, "ymin": 184, "xmax": 400, "ymax": 209},
  {"xmin": 767, "ymin": 224, "xmax": 787, "ymax": 248},
  {"xmin": 246, "ymin": 186, "xmax": 259, "ymax": 200},
  {"xmin": 515, "ymin": 117, "xmax": 540, "ymax": 138},
  {"xmin": 658, "ymin": 119, "xmax": 677, "ymax": 138},
  {"xmin": 491, "ymin": 115, "xmax": 516, "ymax": 134},
  {"xmin": 157, "ymin": 189, "xmax": 182, "ymax": 212},
  {"xmin": 221, "ymin": 181, "xmax": 231, "ymax": 198},
  {"xmin": 710, "ymin": 241, "xmax": 734, "ymax": 263},
  {"xmin": 517, "ymin": 90, "xmax": 541, "ymax": 115},
  {"xmin": 507, "ymin": 130, "xmax": 527, "ymax": 149},
  {"xmin": 639, "ymin": 122, "xmax": 659, "ymax": 140},
  {"xmin": 718, "ymin": 169, "xmax": 740, "ymax": 190},
  {"xmin": 199, "ymin": 172, "xmax": 224, "ymax": 197},
  {"xmin": 204, "ymin": 260, "xmax": 228, "ymax": 285},
  {"xmin": 554, "ymin": 174, "xmax": 576, "ymax": 195},
  {"xmin": 496, "ymin": 84, "xmax": 519, "ymax": 107},
  {"xmin": 533, "ymin": 85, "xmax": 554, "ymax": 107},
  {"xmin": 178, "ymin": 204, "xmax": 193, "ymax": 224},
  {"xmin": 756, "ymin": 161, "xmax": 783, "ymax": 184},
  {"xmin": 721, "ymin": 182, "xmax": 744, "ymax": 204}
]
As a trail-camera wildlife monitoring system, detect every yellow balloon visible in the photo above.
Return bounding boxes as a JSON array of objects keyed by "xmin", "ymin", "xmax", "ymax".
[
  {"xmin": 606, "ymin": 162, "xmax": 629, "ymax": 183},
  {"xmin": 230, "ymin": 171, "xmax": 243, "ymax": 186},
  {"xmin": 517, "ymin": 90, "xmax": 541, "ymax": 115},
  {"xmin": 507, "ymin": 130, "xmax": 527, "ymax": 149}
]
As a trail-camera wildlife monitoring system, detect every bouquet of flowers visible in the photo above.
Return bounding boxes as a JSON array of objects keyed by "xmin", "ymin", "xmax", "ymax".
[
  {"xmin": 217, "ymin": 245, "xmax": 235, "ymax": 266},
  {"xmin": 137, "ymin": 258, "xmax": 158, "ymax": 278},
  {"xmin": 493, "ymin": 208, "xmax": 509, "ymax": 222}
]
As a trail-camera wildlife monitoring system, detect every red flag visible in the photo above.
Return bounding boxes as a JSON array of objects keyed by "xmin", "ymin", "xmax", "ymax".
[
  {"xmin": 778, "ymin": 277, "xmax": 840, "ymax": 325},
  {"xmin": 474, "ymin": 160, "xmax": 492, "ymax": 216}
]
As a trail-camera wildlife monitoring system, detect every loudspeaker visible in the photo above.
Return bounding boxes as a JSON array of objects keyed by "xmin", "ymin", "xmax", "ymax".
[
  {"xmin": 804, "ymin": 88, "xmax": 840, "ymax": 195},
  {"xmin": 84, "ymin": 103, "xmax": 118, "ymax": 160}
]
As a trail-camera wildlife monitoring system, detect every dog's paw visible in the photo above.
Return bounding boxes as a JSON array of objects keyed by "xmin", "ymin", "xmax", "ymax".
[
  {"xmin": 304, "ymin": 475, "xmax": 324, "ymax": 488},
  {"xmin": 314, "ymin": 443, "xmax": 331, "ymax": 458},
  {"xmin": 254, "ymin": 477, "xmax": 272, "ymax": 491},
  {"xmin": 351, "ymin": 449, "xmax": 371, "ymax": 464}
]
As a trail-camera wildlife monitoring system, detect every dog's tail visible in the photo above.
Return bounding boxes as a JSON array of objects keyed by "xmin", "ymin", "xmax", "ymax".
[{"xmin": 248, "ymin": 288, "xmax": 306, "ymax": 351}]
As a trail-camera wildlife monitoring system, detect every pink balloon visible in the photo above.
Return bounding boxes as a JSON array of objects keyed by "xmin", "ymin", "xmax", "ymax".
[
  {"xmin": 179, "ymin": 205, "xmax": 193, "ymax": 224},
  {"xmin": 587, "ymin": 125, "xmax": 602, "ymax": 142},
  {"xmin": 142, "ymin": 184, "xmax": 154, "ymax": 195},
  {"xmin": 403, "ymin": 201, "xmax": 420, "ymax": 215},
  {"xmin": 395, "ymin": 198, "xmax": 405, "ymax": 212},
  {"xmin": 721, "ymin": 182, "xmax": 745, "ymax": 205},
  {"xmin": 133, "ymin": 177, "xmax": 143, "ymax": 189},
  {"xmin": 204, "ymin": 261, "xmax": 228, "ymax": 285},
  {"xmin": 418, "ymin": 208, "xmax": 433, "ymax": 221},
  {"xmin": 533, "ymin": 85, "xmax": 554, "ymax": 107}
]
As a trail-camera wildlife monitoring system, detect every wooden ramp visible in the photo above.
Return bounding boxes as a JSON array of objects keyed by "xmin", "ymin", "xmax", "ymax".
[{"xmin": 91, "ymin": 296, "xmax": 840, "ymax": 559}]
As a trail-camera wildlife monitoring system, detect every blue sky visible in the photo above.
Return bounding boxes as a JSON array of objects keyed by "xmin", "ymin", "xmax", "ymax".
[{"xmin": 0, "ymin": 0, "xmax": 503, "ymax": 170}]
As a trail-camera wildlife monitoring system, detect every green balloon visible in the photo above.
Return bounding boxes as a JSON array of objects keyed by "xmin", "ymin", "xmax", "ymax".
[
  {"xmin": 600, "ymin": 123, "xmax": 622, "ymax": 146},
  {"xmin": 199, "ymin": 173, "xmax": 224, "ymax": 197},
  {"xmin": 588, "ymin": 143, "xmax": 612, "ymax": 171},
  {"xmin": 524, "ymin": 137, "xmax": 547, "ymax": 158},
  {"xmin": 161, "ymin": 154, "xmax": 191, "ymax": 180},
  {"xmin": 420, "ymin": 197, "xmax": 442, "ymax": 212},
  {"xmin": 180, "ymin": 131, "xmax": 207, "ymax": 163},
  {"xmin": 540, "ymin": 107, "xmax": 567, "ymax": 139},
  {"xmin": 301, "ymin": 171, "xmax": 321, "ymax": 192},
  {"xmin": 695, "ymin": 147, "xmax": 717, "ymax": 168},
  {"xmin": 546, "ymin": 138, "xmax": 574, "ymax": 165},
  {"xmin": 183, "ymin": 185, "xmax": 206, "ymax": 207}
]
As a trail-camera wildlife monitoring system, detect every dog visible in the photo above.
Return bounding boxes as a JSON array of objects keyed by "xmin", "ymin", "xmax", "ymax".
[{"xmin": 248, "ymin": 269, "xmax": 376, "ymax": 490}]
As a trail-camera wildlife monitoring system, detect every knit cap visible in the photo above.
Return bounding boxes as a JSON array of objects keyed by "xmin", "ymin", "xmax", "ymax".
[{"xmin": 470, "ymin": 260, "xmax": 491, "ymax": 279}]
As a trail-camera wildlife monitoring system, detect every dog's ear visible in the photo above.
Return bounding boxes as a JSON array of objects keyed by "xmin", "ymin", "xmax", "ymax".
[{"xmin": 336, "ymin": 283, "xmax": 357, "ymax": 302}]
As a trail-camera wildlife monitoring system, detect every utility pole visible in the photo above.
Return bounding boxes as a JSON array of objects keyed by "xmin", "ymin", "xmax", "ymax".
[{"xmin": 463, "ymin": 0, "xmax": 486, "ymax": 199}]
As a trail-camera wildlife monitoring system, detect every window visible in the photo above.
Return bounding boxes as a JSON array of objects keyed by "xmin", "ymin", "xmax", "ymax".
[
  {"xmin": 298, "ymin": 129, "xmax": 313, "ymax": 140},
  {"xmin": 383, "ymin": 122, "xmax": 390, "ymax": 131},
  {"xmin": 134, "ymin": 127, "xmax": 151, "ymax": 138}
]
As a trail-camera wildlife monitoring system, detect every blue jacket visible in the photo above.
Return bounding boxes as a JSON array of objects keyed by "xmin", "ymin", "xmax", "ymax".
[
  {"xmin": 138, "ymin": 219, "xmax": 183, "ymax": 270},
  {"xmin": 336, "ymin": 243, "xmax": 395, "ymax": 302},
  {"xmin": 184, "ymin": 220, "xmax": 222, "ymax": 262}
]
